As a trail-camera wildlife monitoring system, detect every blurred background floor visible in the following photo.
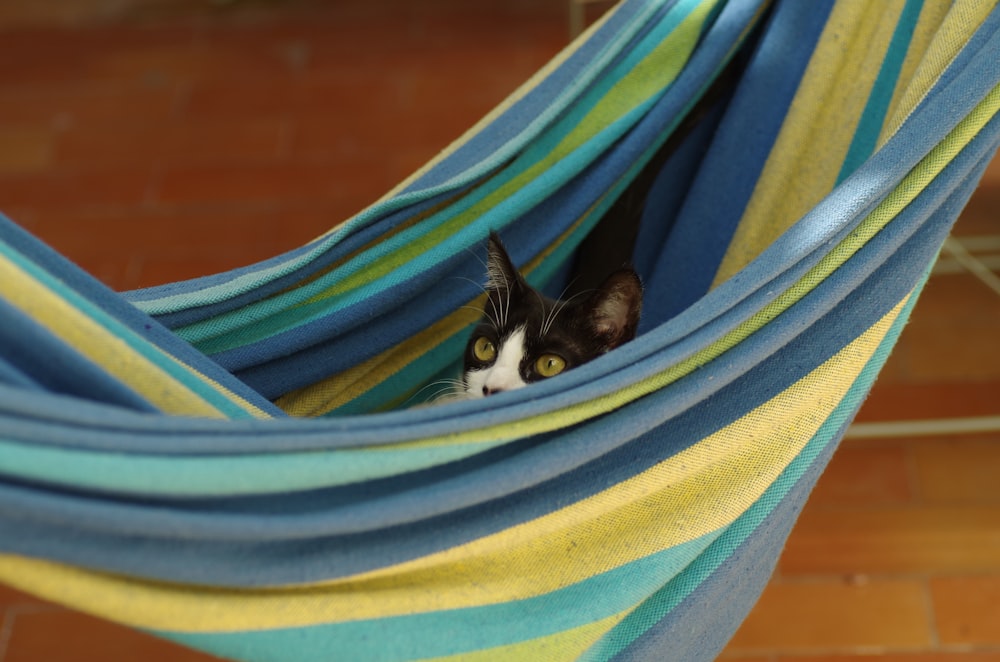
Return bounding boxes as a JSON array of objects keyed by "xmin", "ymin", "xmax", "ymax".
[{"xmin": 0, "ymin": 1, "xmax": 998, "ymax": 660}]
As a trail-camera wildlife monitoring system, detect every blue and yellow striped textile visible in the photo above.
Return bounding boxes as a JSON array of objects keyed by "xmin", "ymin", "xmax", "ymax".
[{"xmin": 2, "ymin": 0, "xmax": 1000, "ymax": 660}]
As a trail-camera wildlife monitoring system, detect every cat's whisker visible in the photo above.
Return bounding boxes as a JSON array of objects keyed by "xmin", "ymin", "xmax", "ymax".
[
  {"xmin": 541, "ymin": 299, "xmax": 561, "ymax": 337},
  {"xmin": 452, "ymin": 275, "xmax": 503, "ymax": 329},
  {"xmin": 400, "ymin": 386, "xmax": 441, "ymax": 407},
  {"xmin": 404, "ymin": 378, "xmax": 469, "ymax": 406},
  {"xmin": 475, "ymin": 264, "xmax": 510, "ymax": 329},
  {"xmin": 427, "ymin": 387, "xmax": 457, "ymax": 403},
  {"xmin": 532, "ymin": 289, "xmax": 552, "ymax": 336},
  {"xmin": 453, "ymin": 274, "xmax": 506, "ymax": 328},
  {"xmin": 504, "ymin": 288, "xmax": 514, "ymax": 329},
  {"xmin": 540, "ymin": 280, "xmax": 579, "ymax": 337},
  {"xmin": 485, "ymin": 243, "xmax": 513, "ymax": 329},
  {"xmin": 459, "ymin": 304, "xmax": 488, "ymax": 318},
  {"xmin": 453, "ymin": 275, "xmax": 490, "ymax": 297},
  {"xmin": 463, "ymin": 245, "xmax": 491, "ymax": 276},
  {"xmin": 490, "ymin": 278, "xmax": 510, "ymax": 330},
  {"xmin": 486, "ymin": 257, "xmax": 506, "ymax": 291},
  {"xmin": 420, "ymin": 235, "xmax": 642, "ymax": 409},
  {"xmin": 542, "ymin": 290, "xmax": 591, "ymax": 337},
  {"xmin": 484, "ymin": 283, "xmax": 508, "ymax": 330},
  {"xmin": 486, "ymin": 295, "xmax": 503, "ymax": 330},
  {"xmin": 501, "ymin": 268, "xmax": 515, "ymax": 330},
  {"xmin": 427, "ymin": 378, "xmax": 470, "ymax": 403}
]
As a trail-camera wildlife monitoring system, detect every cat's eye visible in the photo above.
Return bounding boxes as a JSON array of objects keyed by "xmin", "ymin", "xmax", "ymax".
[
  {"xmin": 535, "ymin": 354, "xmax": 566, "ymax": 378},
  {"xmin": 473, "ymin": 336, "xmax": 497, "ymax": 362}
]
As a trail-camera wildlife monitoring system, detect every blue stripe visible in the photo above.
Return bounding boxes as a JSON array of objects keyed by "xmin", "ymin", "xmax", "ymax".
[
  {"xmin": 604, "ymin": 116, "xmax": 1000, "ymax": 660},
  {"xmin": 0, "ymin": 298, "xmax": 155, "ymax": 412},
  {"xmin": 201, "ymin": 0, "xmax": 768, "ymax": 395},
  {"xmin": 162, "ymin": 226, "xmax": 935, "ymax": 660},
  {"xmin": 595, "ymin": 267, "xmax": 927, "ymax": 661},
  {"xmin": 170, "ymin": 0, "xmax": 711, "ymax": 359},
  {"xmin": 160, "ymin": 533, "xmax": 716, "ymax": 662},
  {"xmin": 642, "ymin": 0, "xmax": 837, "ymax": 323},
  {"xmin": 0, "ymin": 214, "xmax": 283, "ymax": 417},
  {"xmin": 0, "ymin": 151, "xmax": 972, "ymax": 585},
  {"xmin": 837, "ymin": 0, "xmax": 925, "ymax": 182},
  {"xmin": 0, "ymin": 239, "xmax": 258, "ymax": 419},
  {"xmin": 122, "ymin": 0, "xmax": 678, "ymax": 318}
]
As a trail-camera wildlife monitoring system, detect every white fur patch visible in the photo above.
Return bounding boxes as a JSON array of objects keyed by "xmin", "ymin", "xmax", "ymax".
[{"xmin": 465, "ymin": 326, "xmax": 528, "ymax": 398}]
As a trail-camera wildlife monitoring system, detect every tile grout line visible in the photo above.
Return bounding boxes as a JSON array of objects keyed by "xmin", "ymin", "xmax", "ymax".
[
  {"xmin": 847, "ymin": 415, "xmax": 1000, "ymax": 438},
  {"xmin": 943, "ymin": 236, "xmax": 1000, "ymax": 298},
  {"xmin": 0, "ymin": 607, "xmax": 11, "ymax": 662},
  {"xmin": 726, "ymin": 643, "xmax": 1000, "ymax": 658},
  {"xmin": 920, "ymin": 574, "xmax": 942, "ymax": 651},
  {"xmin": 0, "ymin": 605, "xmax": 47, "ymax": 662}
]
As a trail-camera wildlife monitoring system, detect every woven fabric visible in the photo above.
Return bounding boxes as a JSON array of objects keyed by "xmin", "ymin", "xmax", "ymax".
[{"xmin": 1, "ymin": 0, "xmax": 999, "ymax": 660}]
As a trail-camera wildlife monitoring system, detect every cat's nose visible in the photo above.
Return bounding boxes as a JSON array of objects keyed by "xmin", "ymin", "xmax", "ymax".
[{"xmin": 482, "ymin": 385, "xmax": 503, "ymax": 397}]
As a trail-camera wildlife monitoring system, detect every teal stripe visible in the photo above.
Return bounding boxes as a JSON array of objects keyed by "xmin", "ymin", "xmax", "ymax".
[
  {"xmin": 182, "ymin": 104, "xmax": 674, "ymax": 357},
  {"xmin": 0, "ymin": 436, "xmax": 508, "ymax": 497},
  {"xmin": 0, "ymin": 243, "xmax": 259, "ymax": 420},
  {"xmin": 837, "ymin": 0, "xmax": 924, "ymax": 183},
  {"xmin": 174, "ymin": 0, "xmax": 711, "ymax": 354},
  {"xmin": 507, "ymin": 0, "xmax": 710, "ymax": 174},
  {"xmin": 129, "ymin": 1, "xmax": 676, "ymax": 318},
  {"xmin": 157, "ymin": 532, "xmax": 720, "ymax": 662},
  {"xmin": 331, "ymin": 332, "xmax": 471, "ymax": 416},
  {"xmin": 155, "ymin": 280, "xmax": 924, "ymax": 662},
  {"xmin": 330, "ymin": 124, "xmax": 696, "ymax": 416},
  {"xmin": 581, "ymin": 276, "xmax": 926, "ymax": 661}
]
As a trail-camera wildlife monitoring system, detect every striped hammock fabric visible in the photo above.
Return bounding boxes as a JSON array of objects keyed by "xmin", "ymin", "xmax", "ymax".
[{"xmin": 2, "ymin": 0, "xmax": 999, "ymax": 660}]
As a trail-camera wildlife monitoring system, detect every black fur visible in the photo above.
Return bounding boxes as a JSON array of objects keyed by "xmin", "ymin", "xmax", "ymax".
[{"xmin": 464, "ymin": 232, "xmax": 642, "ymax": 395}]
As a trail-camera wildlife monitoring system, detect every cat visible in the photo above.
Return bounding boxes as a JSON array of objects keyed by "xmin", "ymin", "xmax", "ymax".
[{"xmin": 458, "ymin": 231, "xmax": 643, "ymax": 399}]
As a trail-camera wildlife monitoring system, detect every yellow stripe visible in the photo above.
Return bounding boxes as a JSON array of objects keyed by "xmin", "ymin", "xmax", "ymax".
[
  {"xmin": 881, "ymin": 0, "xmax": 1000, "ymax": 142},
  {"xmin": 175, "ymin": 361, "xmax": 274, "ymax": 420},
  {"xmin": 299, "ymin": 1, "xmax": 716, "ymax": 309},
  {"xmin": 712, "ymin": 1, "xmax": 908, "ymax": 285},
  {"xmin": 879, "ymin": 0, "xmax": 952, "ymax": 144},
  {"xmin": 6, "ymin": 12, "xmax": 998, "ymax": 638},
  {"xmin": 283, "ymin": 187, "xmax": 604, "ymax": 417},
  {"xmin": 0, "ymin": 255, "xmax": 227, "ymax": 418},
  {"xmin": 419, "ymin": 613, "xmax": 627, "ymax": 662},
  {"xmin": 300, "ymin": 75, "xmax": 997, "ymax": 442},
  {"xmin": 276, "ymin": 299, "xmax": 482, "ymax": 416},
  {"xmin": 314, "ymin": 8, "xmax": 1000, "ymax": 442},
  {"xmin": 0, "ymin": 295, "xmax": 907, "ymax": 632}
]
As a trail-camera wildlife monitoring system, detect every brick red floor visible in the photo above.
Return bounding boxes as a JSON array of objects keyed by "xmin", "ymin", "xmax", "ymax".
[{"xmin": 1, "ymin": 1, "xmax": 999, "ymax": 661}]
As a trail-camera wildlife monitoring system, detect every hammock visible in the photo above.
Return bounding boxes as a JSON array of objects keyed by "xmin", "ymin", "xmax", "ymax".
[{"xmin": 1, "ymin": 0, "xmax": 998, "ymax": 659}]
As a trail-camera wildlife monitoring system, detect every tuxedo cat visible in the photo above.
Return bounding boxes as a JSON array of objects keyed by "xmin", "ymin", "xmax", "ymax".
[{"xmin": 459, "ymin": 232, "xmax": 642, "ymax": 399}]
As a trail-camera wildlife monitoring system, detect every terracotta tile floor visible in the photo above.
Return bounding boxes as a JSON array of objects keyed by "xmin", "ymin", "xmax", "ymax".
[{"xmin": 1, "ymin": 1, "xmax": 998, "ymax": 661}]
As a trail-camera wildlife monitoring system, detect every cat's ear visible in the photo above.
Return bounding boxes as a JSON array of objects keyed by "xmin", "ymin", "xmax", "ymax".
[
  {"xmin": 485, "ymin": 231, "xmax": 525, "ymax": 294},
  {"xmin": 587, "ymin": 269, "xmax": 643, "ymax": 351}
]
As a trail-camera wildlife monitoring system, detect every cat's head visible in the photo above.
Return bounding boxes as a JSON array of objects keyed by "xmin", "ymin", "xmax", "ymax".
[{"xmin": 463, "ymin": 232, "xmax": 642, "ymax": 398}]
